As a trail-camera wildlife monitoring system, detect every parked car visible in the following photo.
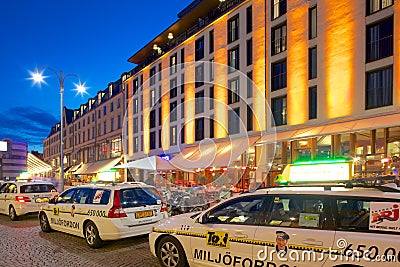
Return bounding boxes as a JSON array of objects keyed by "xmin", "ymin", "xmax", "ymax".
[
  {"xmin": 150, "ymin": 183, "xmax": 400, "ymax": 267},
  {"xmin": 0, "ymin": 181, "xmax": 57, "ymax": 221},
  {"xmin": 39, "ymin": 182, "xmax": 168, "ymax": 248}
]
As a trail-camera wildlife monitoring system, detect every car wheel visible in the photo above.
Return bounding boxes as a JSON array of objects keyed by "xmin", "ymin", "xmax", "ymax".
[
  {"xmin": 157, "ymin": 236, "xmax": 187, "ymax": 267},
  {"xmin": 39, "ymin": 212, "xmax": 51, "ymax": 232},
  {"xmin": 9, "ymin": 205, "xmax": 18, "ymax": 221},
  {"xmin": 84, "ymin": 221, "xmax": 103, "ymax": 248}
]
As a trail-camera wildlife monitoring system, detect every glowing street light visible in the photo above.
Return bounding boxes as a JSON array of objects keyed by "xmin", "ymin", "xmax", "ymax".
[{"xmin": 29, "ymin": 67, "xmax": 88, "ymax": 191}]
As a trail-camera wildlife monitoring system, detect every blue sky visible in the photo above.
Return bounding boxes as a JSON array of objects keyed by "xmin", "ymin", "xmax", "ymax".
[{"xmin": 0, "ymin": 0, "xmax": 193, "ymax": 152}]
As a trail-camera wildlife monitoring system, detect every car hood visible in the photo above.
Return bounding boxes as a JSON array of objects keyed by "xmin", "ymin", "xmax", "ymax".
[{"xmin": 154, "ymin": 211, "xmax": 201, "ymax": 230}]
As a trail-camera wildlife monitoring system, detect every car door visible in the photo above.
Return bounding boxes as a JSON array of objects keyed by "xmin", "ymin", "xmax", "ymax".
[
  {"xmin": 328, "ymin": 196, "xmax": 400, "ymax": 267},
  {"xmin": 190, "ymin": 195, "xmax": 268, "ymax": 267},
  {"xmin": 50, "ymin": 188, "xmax": 80, "ymax": 235},
  {"xmin": 253, "ymin": 194, "xmax": 335, "ymax": 267},
  {"xmin": 0, "ymin": 183, "xmax": 9, "ymax": 214}
]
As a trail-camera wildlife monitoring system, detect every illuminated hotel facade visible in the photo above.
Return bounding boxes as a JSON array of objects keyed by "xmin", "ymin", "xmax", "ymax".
[{"xmin": 123, "ymin": 0, "xmax": 400, "ymax": 186}]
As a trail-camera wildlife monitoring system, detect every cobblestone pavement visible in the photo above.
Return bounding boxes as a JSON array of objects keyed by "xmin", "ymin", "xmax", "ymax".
[{"xmin": 0, "ymin": 214, "xmax": 160, "ymax": 267}]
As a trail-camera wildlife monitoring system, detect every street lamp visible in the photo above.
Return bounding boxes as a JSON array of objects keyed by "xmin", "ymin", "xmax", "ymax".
[{"xmin": 29, "ymin": 67, "xmax": 87, "ymax": 192}]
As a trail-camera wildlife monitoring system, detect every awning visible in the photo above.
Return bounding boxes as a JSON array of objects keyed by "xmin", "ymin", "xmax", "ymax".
[
  {"xmin": 27, "ymin": 153, "xmax": 52, "ymax": 174},
  {"xmin": 115, "ymin": 156, "xmax": 176, "ymax": 171},
  {"xmin": 66, "ymin": 164, "xmax": 82, "ymax": 173},
  {"xmin": 75, "ymin": 157, "xmax": 122, "ymax": 175},
  {"xmin": 169, "ymin": 135, "xmax": 261, "ymax": 171},
  {"xmin": 259, "ymin": 112, "xmax": 400, "ymax": 144}
]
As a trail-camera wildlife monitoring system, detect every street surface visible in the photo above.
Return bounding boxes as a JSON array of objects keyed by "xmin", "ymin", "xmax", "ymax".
[{"xmin": 0, "ymin": 214, "xmax": 160, "ymax": 267}]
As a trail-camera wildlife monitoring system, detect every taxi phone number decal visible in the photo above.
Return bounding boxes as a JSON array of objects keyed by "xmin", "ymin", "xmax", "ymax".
[{"xmin": 87, "ymin": 209, "xmax": 107, "ymax": 217}]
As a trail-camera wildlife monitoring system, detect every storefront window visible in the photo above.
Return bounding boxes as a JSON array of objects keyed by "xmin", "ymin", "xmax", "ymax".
[{"xmin": 316, "ymin": 136, "xmax": 331, "ymax": 159}]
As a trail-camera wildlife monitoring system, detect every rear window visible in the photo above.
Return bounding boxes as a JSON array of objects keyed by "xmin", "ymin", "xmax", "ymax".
[
  {"xmin": 20, "ymin": 184, "xmax": 56, "ymax": 193},
  {"xmin": 88, "ymin": 189, "xmax": 111, "ymax": 205},
  {"xmin": 120, "ymin": 187, "xmax": 161, "ymax": 208}
]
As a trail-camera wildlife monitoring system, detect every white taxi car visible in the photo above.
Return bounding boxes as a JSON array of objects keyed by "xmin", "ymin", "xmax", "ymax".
[
  {"xmin": 150, "ymin": 184, "xmax": 400, "ymax": 267},
  {"xmin": 39, "ymin": 182, "xmax": 168, "ymax": 248},
  {"xmin": 0, "ymin": 181, "xmax": 57, "ymax": 221}
]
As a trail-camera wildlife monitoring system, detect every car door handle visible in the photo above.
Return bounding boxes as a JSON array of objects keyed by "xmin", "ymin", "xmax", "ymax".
[
  {"xmin": 234, "ymin": 232, "xmax": 248, "ymax": 238},
  {"xmin": 302, "ymin": 239, "xmax": 323, "ymax": 246}
]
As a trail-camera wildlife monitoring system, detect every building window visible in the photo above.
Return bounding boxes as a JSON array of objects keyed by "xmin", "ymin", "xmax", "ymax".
[
  {"xmin": 158, "ymin": 129, "xmax": 162, "ymax": 148},
  {"xmin": 309, "ymin": 86, "xmax": 317, "ymax": 120},
  {"xmin": 247, "ymin": 105, "xmax": 253, "ymax": 131},
  {"xmin": 150, "ymin": 132, "xmax": 156, "ymax": 150},
  {"xmin": 209, "ymin": 86, "xmax": 214, "ymax": 110},
  {"xmin": 195, "ymin": 118, "xmax": 204, "ymax": 141},
  {"xmin": 150, "ymin": 110, "xmax": 156, "ymax": 128},
  {"xmin": 111, "ymin": 118, "xmax": 114, "ymax": 131},
  {"xmin": 309, "ymin": 47, "xmax": 317, "ymax": 79},
  {"xmin": 209, "ymin": 59, "xmax": 214, "ymax": 81},
  {"xmin": 180, "ymin": 73, "xmax": 185, "ymax": 94},
  {"xmin": 309, "ymin": 6, "xmax": 317, "ymax": 39},
  {"xmin": 195, "ymin": 63, "xmax": 204, "ymax": 87},
  {"xmin": 133, "ymin": 98, "xmax": 138, "ymax": 114},
  {"xmin": 272, "ymin": 96, "xmax": 287, "ymax": 126},
  {"xmin": 134, "ymin": 137, "xmax": 139, "ymax": 152},
  {"xmin": 133, "ymin": 117, "xmax": 138, "ymax": 133},
  {"xmin": 195, "ymin": 37, "xmax": 205, "ymax": 60},
  {"xmin": 150, "ymin": 66, "xmax": 157, "ymax": 86},
  {"xmin": 209, "ymin": 30, "xmax": 214, "ymax": 54},
  {"xmin": 228, "ymin": 77, "xmax": 240, "ymax": 104},
  {"xmin": 246, "ymin": 39, "xmax": 252, "ymax": 66},
  {"xmin": 170, "ymin": 126, "xmax": 177, "ymax": 146},
  {"xmin": 228, "ymin": 46, "xmax": 240, "ymax": 72},
  {"xmin": 366, "ymin": 66, "xmax": 393, "ymax": 109},
  {"xmin": 180, "ymin": 48, "xmax": 185, "ymax": 68},
  {"xmin": 103, "ymin": 106, "xmax": 107, "ymax": 116},
  {"xmin": 170, "ymin": 78, "xmax": 177, "ymax": 98},
  {"xmin": 272, "ymin": 24, "xmax": 287, "ymax": 55},
  {"xmin": 271, "ymin": 60, "xmax": 287, "ymax": 91},
  {"xmin": 117, "ymin": 98, "xmax": 121, "ymax": 108},
  {"xmin": 110, "ymin": 102, "xmax": 114, "ymax": 112},
  {"xmin": 246, "ymin": 6, "xmax": 252, "ymax": 33},
  {"xmin": 366, "ymin": 16, "xmax": 393, "ymax": 63},
  {"xmin": 103, "ymin": 121, "xmax": 107, "ymax": 135},
  {"xmin": 181, "ymin": 98, "xmax": 185, "ymax": 119},
  {"xmin": 170, "ymin": 53, "xmax": 177, "ymax": 75},
  {"xmin": 158, "ymin": 63, "xmax": 162, "ymax": 81},
  {"xmin": 170, "ymin": 101, "xmax": 177, "ymax": 122},
  {"xmin": 209, "ymin": 116, "xmax": 214, "ymax": 138},
  {"xmin": 133, "ymin": 78, "xmax": 139, "ymax": 95},
  {"xmin": 158, "ymin": 107, "xmax": 162, "ymax": 126},
  {"xmin": 150, "ymin": 89, "xmax": 156, "ymax": 107},
  {"xmin": 180, "ymin": 124, "xmax": 185, "ymax": 144},
  {"xmin": 367, "ymin": 0, "xmax": 393, "ymax": 15},
  {"xmin": 247, "ymin": 71, "xmax": 253, "ymax": 98},
  {"xmin": 228, "ymin": 15, "xmax": 239, "ymax": 43},
  {"xmin": 195, "ymin": 90, "xmax": 204, "ymax": 114},
  {"xmin": 228, "ymin": 108, "xmax": 240, "ymax": 135},
  {"xmin": 118, "ymin": 115, "xmax": 121, "ymax": 129},
  {"xmin": 272, "ymin": 0, "xmax": 287, "ymax": 20}
]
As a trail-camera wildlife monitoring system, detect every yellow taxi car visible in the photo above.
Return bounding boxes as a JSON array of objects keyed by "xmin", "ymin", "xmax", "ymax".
[{"xmin": 150, "ymin": 183, "xmax": 400, "ymax": 267}]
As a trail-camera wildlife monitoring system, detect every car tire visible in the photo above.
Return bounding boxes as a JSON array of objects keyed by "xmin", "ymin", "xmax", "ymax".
[
  {"xmin": 156, "ymin": 236, "xmax": 188, "ymax": 267},
  {"xmin": 84, "ymin": 221, "xmax": 103, "ymax": 248},
  {"xmin": 39, "ymin": 212, "xmax": 51, "ymax": 232},
  {"xmin": 9, "ymin": 205, "xmax": 18, "ymax": 221}
]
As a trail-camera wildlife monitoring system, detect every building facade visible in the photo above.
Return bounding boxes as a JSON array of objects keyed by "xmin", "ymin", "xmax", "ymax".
[
  {"xmin": 43, "ymin": 80, "xmax": 125, "ymax": 184},
  {"xmin": 0, "ymin": 139, "xmax": 28, "ymax": 180},
  {"xmin": 42, "ymin": 0, "xmax": 400, "ymax": 188},
  {"xmin": 123, "ymin": 0, "xmax": 400, "ymax": 187}
]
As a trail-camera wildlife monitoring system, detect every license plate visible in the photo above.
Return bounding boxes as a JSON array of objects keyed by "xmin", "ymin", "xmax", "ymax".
[
  {"xmin": 35, "ymin": 197, "xmax": 50, "ymax": 203},
  {"xmin": 135, "ymin": 210, "xmax": 153, "ymax": 219}
]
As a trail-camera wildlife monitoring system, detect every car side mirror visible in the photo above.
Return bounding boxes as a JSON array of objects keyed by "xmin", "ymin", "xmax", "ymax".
[
  {"xmin": 49, "ymin": 198, "xmax": 56, "ymax": 204},
  {"xmin": 199, "ymin": 214, "xmax": 208, "ymax": 224}
]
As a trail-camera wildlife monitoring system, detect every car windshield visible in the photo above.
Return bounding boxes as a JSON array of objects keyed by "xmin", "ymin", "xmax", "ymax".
[{"xmin": 120, "ymin": 187, "xmax": 161, "ymax": 208}]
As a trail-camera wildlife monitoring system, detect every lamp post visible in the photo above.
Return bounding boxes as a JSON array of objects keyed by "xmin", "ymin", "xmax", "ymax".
[{"xmin": 30, "ymin": 67, "xmax": 87, "ymax": 192}]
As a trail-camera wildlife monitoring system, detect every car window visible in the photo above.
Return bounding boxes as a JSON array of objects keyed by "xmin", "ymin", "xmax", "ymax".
[
  {"xmin": 57, "ymin": 188, "xmax": 76, "ymax": 203},
  {"xmin": 120, "ymin": 187, "xmax": 161, "ymax": 208},
  {"xmin": 205, "ymin": 196, "xmax": 267, "ymax": 225},
  {"xmin": 335, "ymin": 198, "xmax": 371, "ymax": 231},
  {"xmin": 0, "ymin": 183, "xmax": 8, "ymax": 193},
  {"xmin": 264, "ymin": 195, "xmax": 329, "ymax": 229},
  {"xmin": 71, "ymin": 188, "xmax": 91, "ymax": 204},
  {"xmin": 20, "ymin": 184, "xmax": 56, "ymax": 193},
  {"xmin": 6, "ymin": 183, "xmax": 17, "ymax": 193},
  {"xmin": 88, "ymin": 189, "xmax": 111, "ymax": 205}
]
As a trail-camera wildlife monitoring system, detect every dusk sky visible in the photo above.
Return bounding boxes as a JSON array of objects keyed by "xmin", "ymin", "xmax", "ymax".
[{"xmin": 0, "ymin": 0, "xmax": 193, "ymax": 152}]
